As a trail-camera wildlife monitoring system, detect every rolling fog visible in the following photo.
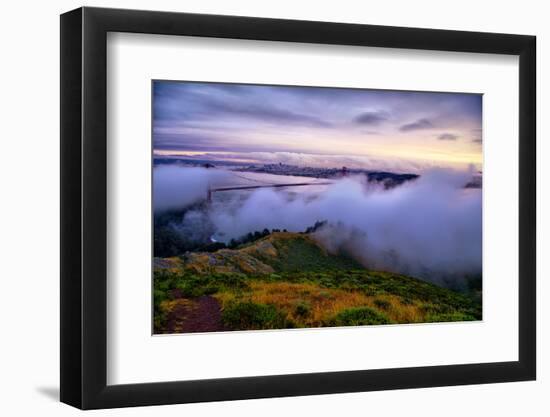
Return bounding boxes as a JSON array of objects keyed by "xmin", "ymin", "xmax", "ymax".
[{"xmin": 154, "ymin": 165, "xmax": 482, "ymax": 284}]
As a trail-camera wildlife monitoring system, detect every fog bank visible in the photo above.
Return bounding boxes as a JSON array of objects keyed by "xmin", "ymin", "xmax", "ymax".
[
  {"xmin": 153, "ymin": 165, "xmax": 229, "ymax": 212},
  {"xmin": 155, "ymin": 165, "xmax": 482, "ymax": 284},
  {"xmin": 211, "ymin": 169, "xmax": 481, "ymax": 283}
]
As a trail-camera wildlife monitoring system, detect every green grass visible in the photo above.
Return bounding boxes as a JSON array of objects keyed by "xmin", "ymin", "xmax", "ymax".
[
  {"xmin": 256, "ymin": 235, "xmax": 361, "ymax": 272},
  {"xmin": 221, "ymin": 301, "xmax": 294, "ymax": 330},
  {"xmin": 328, "ymin": 307, "xmax": 392, "ymax": 326}
]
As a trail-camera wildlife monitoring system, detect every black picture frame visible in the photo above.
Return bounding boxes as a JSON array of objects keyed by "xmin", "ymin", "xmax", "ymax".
[{"xmin": 60, "ymin": 6, "xmax": 536, "ymax": 410}]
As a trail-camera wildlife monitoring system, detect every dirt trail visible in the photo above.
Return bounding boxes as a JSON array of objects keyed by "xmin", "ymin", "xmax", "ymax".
[{"xmin": 165, "ymin": 295, "xmax": 225, "ymax": 334}]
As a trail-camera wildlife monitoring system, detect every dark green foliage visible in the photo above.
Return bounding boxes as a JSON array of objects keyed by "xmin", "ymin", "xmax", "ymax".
[
  {"xmin": 152, "ymin": 271, "xmax": 179, "ymax": 331},
  {"xmin": 425, "ymin": 312, "xmax": 477, "ymax": 322},
  {"xmin": 154, "ymin": 208, "xmax": 187, "ymax": 228},
  {"xmin": 153, "ymin": 289, "xmax": 169, "ymax": 331},
  {"xmin": 466, "ymin": 274, "xmax": 482, "ymax": 292},
  {"xmin": 374, "ymin": 299, "xmax": 391, "ymax": 310},
  {"xmin": 153, "ymin": 204, "xmax": 213, "ymax": 257},
  {"xmin": 228, "ymin": 222, "xmax": 329, "ymax": 249},
  {"xmin": 228, "ymin": 229, "xmax": 272, "ymax": 248},
  {"xmin": 303, "ymin": 220, "xmax": 327, "ymax": 234},
  {"xmin": 154, "ymin": 220, "xmax": 213, "ymax": 257},
  {"xmin": 400, "ymin": 297, "xmax": 415, "ymax": 305},
  {"xmin": 154, "ymin": 269, "xmax": 250, "ymax": 299},
  {"xmin": 198, "ymin": 242, "xmax": 227, "ymax": 252},
  {"xmin": 221, "ymin": 301, "xmax": 293, "ymax": 330},
  {"xmin": 154, "ymin": 226, "xmax": 189, "ymax": 257},
  {"xmin": 293, "ymin": 301, "xmax": 311, "ymax": 317},
  {"xmin": 328, "ymin": 307, "xmax": 392, "ymax": 326},
  {"xmin": 154, "ymin": 208, "xmax": 191, "ymax": 257},
  {"xmin": 258, "ymin": 236, "xmax": 361, "ymax": 273},
  {"xmin": 175, "ymin": 277, "xmax": 216, "ymax": 298},
  {"xmin": 366, "ymin": 172, "xmax": 419, "ymax": 189},
  {"xmin": 419, "ymin": 302, "xmax": 478, "ymax": 323}
]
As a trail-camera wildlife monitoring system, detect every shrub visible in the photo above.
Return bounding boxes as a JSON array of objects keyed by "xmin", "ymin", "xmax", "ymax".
[
  {"xmin": 293, "ymin": 301, "xmax": 311, "ymax": 317},
  {"xmin": 222, "ymin": 301, "xmax": 290, "ymax": 330},
  {"xmin": 419, "ymin": 303, "xmax": 459, "ymax": 316},
  {"xmin": 153, "ymin": 289, "xmax": 169, "ymax": 332},
  {"xmin": 400, "ymin": 297, "xmax": 414, "ymax": 305},
  {"xmin": 318, "ymin": 290, "xmax": 335, "ymax": 300},
  {"xmin": 153, "ymin": 289, "xmax": 168, "ymax": 309},
  {"xmin": 373, "ymin": 299, "xmax": 391, "ymax": 310},
  {"xmin": 328, "ymin": 307, "xmax": 392, "ymax": 327},
  {"xmin": 198, "ymin": 242, "xmax": 227, "ymax": 252},
  {"xmin": 425, "ymin": 312, "xmax": 478, "ymax": 322}
]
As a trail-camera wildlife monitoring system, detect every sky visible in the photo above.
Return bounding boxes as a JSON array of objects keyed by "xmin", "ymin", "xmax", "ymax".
[{"xmin": 153, "ymin": 81, "xmax": 482, "ymax": 173}]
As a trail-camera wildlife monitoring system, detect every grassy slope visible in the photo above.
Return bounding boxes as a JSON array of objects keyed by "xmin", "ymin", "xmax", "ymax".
[{"xmin": 154, "ymin": 232, "xmax": 481, "ymax": 333}]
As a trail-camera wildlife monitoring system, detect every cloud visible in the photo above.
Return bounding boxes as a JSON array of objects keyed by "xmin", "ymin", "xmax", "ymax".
[
  {"xmin": 399, "ymin": 118, "xmax": 434, "ymax": 132},
  {"xmin": 153, "ymin": 82, "xmax": 483, "ymax": 171},
  {"xmin": 204, "ymin": 98, "xmax": 332, "ymax": 127},
  {"xmin": 206, "ymin": 168, "xmax": 481, "ymax": 285},
  {"xmin": 353, "ymin": 111, "xmax": 388, "ymax": 125},
  {"xmin": 153, "ymin": 166, "xmax": 230, "ymax": 212},
  {"xmin": 438, "ymin": 133, "xmax": 458, "ymax": 141},
  {"xmin": 472, "ymin": 138, "xmax": 482, "ymax": 144},
  {"xmin": 154, "ymin": 81, "xmax": 332, "ymax": 128}
]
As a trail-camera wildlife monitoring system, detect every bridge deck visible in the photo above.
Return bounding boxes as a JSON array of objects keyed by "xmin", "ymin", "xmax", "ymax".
[{"xmin": 211, "ymin": 182, "xmax": 333, "ymax": 192}]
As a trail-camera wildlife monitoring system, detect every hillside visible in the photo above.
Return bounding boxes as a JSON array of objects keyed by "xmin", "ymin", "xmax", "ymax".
[
  {"xmin": 153, "ymin": 232, "xmax": 481, "ymax": 333},
  {"xmin": 155, "ymin": 233, "xmax": 361, "ymax": 274}
]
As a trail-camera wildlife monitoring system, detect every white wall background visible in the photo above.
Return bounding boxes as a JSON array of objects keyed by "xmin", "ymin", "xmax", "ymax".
[{"xmin": 0, "ymin": 0, "xmax": 546, "ymax": 415}]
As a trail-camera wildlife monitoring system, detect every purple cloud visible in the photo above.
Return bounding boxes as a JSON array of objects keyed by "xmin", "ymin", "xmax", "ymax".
[
  {"xmin": 400, "ymin": 118, "xmax": 434, "ymax": 132},
  {"xmin": 353, "ymin": 111, "xmax": 388, "ymax": 125},
  {"xmin": 438, "ymin": 133, "xmax": 458, "ymax": 141}
]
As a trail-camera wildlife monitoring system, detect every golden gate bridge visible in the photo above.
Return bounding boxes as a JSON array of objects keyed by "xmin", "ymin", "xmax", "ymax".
[{"xmin": 205, "ymin": 169, "xmax": 345, "ymax": 203}]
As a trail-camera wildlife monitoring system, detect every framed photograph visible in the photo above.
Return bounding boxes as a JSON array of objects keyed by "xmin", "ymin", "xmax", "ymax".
[{"xmin": 60, "ymin": 7, "xmax": 536, "ymax": 409}]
